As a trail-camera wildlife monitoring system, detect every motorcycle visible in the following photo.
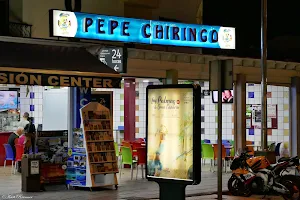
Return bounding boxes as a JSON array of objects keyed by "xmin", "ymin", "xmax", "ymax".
[
  {"xmin": 227, "ymin": 151, "xmax": 255, "ymax": 197},
  {"xmin": 267, "ymin": 156, "xmax": 300, "ymax": 198},
  {"xmin": 275, "ymin": 156, "xmax": 300, "ymax": 177},
  {"xmin": 247, "ymin": 154, "xmax": 300, "ymax": 194},
  {"xmin": 228, "ymin": 149, "xmax": 300, "ymax": 199}
]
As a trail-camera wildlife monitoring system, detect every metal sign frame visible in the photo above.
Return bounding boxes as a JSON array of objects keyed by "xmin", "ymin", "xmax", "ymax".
[
  {"xmin": 49, "ymin": 9, "xmax": 235, "ymax": 49},
  {"xmin": 145, "ymin": 84, "xmax": 201, "ymax": 185},
  {"xmin": 98, "ymin": 46, "xmax": 127, "ymax": 73}
]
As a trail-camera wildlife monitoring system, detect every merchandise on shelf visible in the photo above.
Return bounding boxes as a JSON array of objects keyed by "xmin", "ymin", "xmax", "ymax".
[
  {"xmin": 66, "ymin": 147, "xmax": 87, "ymax": 186},
  {"xmin": 37, "ymin": 130, "xmax": 68, "ymax": 184}
]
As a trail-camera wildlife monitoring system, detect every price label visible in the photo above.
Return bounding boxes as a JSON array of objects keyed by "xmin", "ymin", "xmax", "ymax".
[
  {"xmin": 30, "ymin": 160, "xmax": 39, "ymax": 175},
  {"xmin": 68, "ymin": 148, "xmax": 73, "ymax": 157}
]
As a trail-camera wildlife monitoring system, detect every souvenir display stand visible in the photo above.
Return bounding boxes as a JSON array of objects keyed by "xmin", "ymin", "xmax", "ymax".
[{"xmin": 71, "ymin": 102, "xmax": 118, "ymax": 189}]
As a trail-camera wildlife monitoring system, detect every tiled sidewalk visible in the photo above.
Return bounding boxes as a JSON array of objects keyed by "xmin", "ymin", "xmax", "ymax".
[
  {"xmin": 0, "ymin": 166, "xmax": 231, "ymax": 200},
  {"xmin": 0, "ymin": 165, "xmax": 286, "ymax": 200},
  {"xmin": 166, "ymin": 194, "xmax": 283, "ymax": 200}
]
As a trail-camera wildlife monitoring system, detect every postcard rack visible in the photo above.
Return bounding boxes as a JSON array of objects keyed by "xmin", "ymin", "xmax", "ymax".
[{"xmin": 80, "ymin": 102, "xmax": 118, "ymax": 189}]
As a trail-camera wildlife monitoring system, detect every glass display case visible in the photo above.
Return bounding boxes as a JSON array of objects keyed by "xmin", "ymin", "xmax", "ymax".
[
  {"xmin": 0, "ymin": 109, "xmax": 20, "ymax": 132},
  {"xmin": 36, "ymin": 130, "xmax": 68, "ymax": 185}
]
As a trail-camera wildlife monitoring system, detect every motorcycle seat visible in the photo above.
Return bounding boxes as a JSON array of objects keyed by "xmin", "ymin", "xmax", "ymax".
[{"xmin": 278, "ymin": 157, "xmax": 290, "ymax": 162}]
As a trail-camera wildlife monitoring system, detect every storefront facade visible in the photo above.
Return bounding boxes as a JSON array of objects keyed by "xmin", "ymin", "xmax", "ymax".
[
  {"xmin": 123, "ymin": 50, "xmax": 293, "ymax": 147},
  {"xmin": 0, "ymin": 40, "xmax": 121, "ymax": 167},
  {"xmin": 5, "ymin": 0, "xmax": 300, "ymax": 156}
]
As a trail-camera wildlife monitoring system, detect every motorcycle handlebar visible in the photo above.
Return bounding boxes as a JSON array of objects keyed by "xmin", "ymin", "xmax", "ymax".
[
  {"xmin": 291, "ymin": 156, "xmax": 300, "ymax": 165},
  {"xmin": 240, "ymin": 152, "xmax": 251, "ymax": 157},
  {"xmin": 292, "ymin": 156, "xmax": 299, "ymax": 160}
]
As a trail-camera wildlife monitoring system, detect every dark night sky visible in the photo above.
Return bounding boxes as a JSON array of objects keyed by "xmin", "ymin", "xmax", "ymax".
[{"xmin": 202, "ymin": 1, "xmax": 300, "ymax": 61}]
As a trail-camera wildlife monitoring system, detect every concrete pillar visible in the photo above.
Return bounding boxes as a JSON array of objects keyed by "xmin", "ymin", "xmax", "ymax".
[
  {"xmin": 234, "ymin": 74, "xmax": 246, "ymax": 152},
  {"xmin": 290, "ymin": 77, "xmax": 300, "ymax": 157},
  {"xmin": 166, "ymin": 69, "xmax": 178, "ymax": 84},
  {"xmin": 124, "ymin": 78, "xmax": 136, "ymax": 141}
]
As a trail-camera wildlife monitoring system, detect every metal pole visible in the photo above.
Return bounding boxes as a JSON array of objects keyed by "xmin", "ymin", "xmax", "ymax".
[
  {"xmin": 68, "ymin": 87, "xmax": 74, "ymax": 148},
  {"xmin": 261, "ymin": 0, "xmax": 268, "ymax": 150},
  {"xmin": 217, "ymin": 63, "xmax": 223, "ymax": 200}
]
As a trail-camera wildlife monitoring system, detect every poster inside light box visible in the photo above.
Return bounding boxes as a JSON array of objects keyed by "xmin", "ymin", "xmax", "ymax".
[{"xmin": 147, "ymin": 88, "xmax": 194, "ymax": 181}]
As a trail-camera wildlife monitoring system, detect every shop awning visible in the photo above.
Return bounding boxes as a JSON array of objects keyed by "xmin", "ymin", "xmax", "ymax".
[{"xmin": 0, "ymin": 41, "xmax": 121, "ymax": 88}]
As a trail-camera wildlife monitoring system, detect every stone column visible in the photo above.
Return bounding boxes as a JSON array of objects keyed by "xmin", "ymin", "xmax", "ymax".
[
  {"xmin": 166, "ymin": 69, "xmax": 178, "ymax": 84},
  {"xmin": 290, "ymin": 77, "xmax": 300, "ymax": 157},
  {"xmin": 124, "ymin": 78, "xmax": 136, "ymax": 141},
  {"xmin": 234, "ymin": 74, "xmax": 246, "ymax": 152}
]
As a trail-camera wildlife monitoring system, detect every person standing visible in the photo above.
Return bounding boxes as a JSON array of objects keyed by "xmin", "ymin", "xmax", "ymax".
[
  {"xmin": 19, "ymin": 112, "xmax": 32, "ymax": 153},
  {"xmin": 24, "ymin": 117, "xmax": 36, "ymax": 154},
  {"xmin": 19, "ymin": 112, "xmax": 30, "ymax": 128}
]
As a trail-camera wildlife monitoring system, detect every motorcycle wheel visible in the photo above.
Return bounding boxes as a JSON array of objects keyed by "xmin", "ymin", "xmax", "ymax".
[
  {"xmin": 280, "ymin": 180, "xmax": 300, "ymax": 200},
  {"xmin": 281, "ymin": 175, "xmax": 300, "ymax": 190},
  {"xmin": 228, "ymin": 175, "xmax": 252, "ymax": 197}
]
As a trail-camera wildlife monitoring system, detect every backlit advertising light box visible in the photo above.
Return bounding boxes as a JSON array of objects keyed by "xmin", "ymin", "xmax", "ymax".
[
  {"xmin": 49, "ymin": 10, "xmax": 235, "ymax": 49},
  {"xmin": 146, "ymin": 84, "xmax": 201, "ymax": 184}
]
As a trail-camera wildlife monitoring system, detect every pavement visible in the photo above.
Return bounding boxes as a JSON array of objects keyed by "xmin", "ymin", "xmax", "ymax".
[
  {"xmin": 164, "ymin": 195, "xmax": 284, "ymax": 199},
  {"xmin": 0, "ymin": 165, "xmax": 284, "ymax": 200}
]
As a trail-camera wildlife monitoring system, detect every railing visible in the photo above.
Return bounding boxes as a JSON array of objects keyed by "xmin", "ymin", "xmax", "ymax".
[{"xmin": 9, "ymin": 22, "xmax": 32, "ymax": 38}]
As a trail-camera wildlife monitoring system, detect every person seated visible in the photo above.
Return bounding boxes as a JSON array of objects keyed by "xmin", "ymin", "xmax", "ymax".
[
  {"xmin": 280, "ymin": 142, "xmax": 289, "ymax": 158},
  {"xmin": 7, "ymin": 127, "xmax": 24, "ymax": 159},
  {"xmin": 18, "ymin": 133, "xmax": 26, "ymax": 146}
]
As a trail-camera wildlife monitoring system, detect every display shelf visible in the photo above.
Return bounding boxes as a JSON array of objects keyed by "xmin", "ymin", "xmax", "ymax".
[
  {"xmin": 38, "ymin": 136, "xmax": 68, "ymax": 138},
  {"xmin": 86, "ymin": 140, "xmax": 114, "ymax": 142},
  {"xmin": 88, "ymin": 150, "xmax": 115, "ymax": 153},
  {"xmin": 88, "ymin": 119, "xmax": 111, "ymax": 121},
  {"xmin": 80, "ymin": 102, "xmax": 118, "ymax": 188},
  {"xmin": 91, "ymin": 171, "xmax": 118, "ymax": 175},
  {"xmin": 90, "ymin": 160, "xmax": 117, "ymax": 164},
  {"xmin": 37, "ymin": 130, "xmax": 68, "ymax": 137}
]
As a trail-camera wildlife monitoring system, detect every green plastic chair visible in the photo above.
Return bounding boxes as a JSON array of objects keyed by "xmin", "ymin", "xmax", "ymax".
[
  {"xmin": 268, "ymin": 141, "xmax": 274, "ymax": 146},
  {"xmin": 201, "ymin": 144, "xmax": 214, "ymax": 171},
  {"xmin": 114, "ymin": 142, "xmax": 120, "ymax": 157},
  {"xmin": 120, "ymin": 146, "xmax": 136, "ymax": 180},
  {"xmin": 268, "ymin": 143, "xmax": 276, "ymax": 151},
  {"xmin": 230, "ymin": 147, "xmax": 235, "ymax": 157},
  {"xmin": 114, "ymin": 142, "xmax": 120, "ymax": 168}
]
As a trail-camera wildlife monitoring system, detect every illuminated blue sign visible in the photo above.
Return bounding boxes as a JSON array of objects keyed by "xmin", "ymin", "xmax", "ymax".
[{"xmin": 50, "ymin": 10, "xmax": 235, "ymax": 49}]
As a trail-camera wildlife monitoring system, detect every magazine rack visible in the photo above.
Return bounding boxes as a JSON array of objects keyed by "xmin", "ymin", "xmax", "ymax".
[{"xmin": 80, "ymin": 102, "xmax": 118, "ymax": 189}]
